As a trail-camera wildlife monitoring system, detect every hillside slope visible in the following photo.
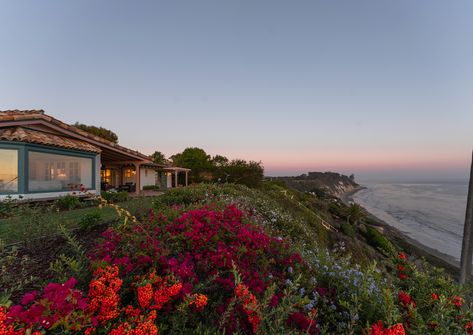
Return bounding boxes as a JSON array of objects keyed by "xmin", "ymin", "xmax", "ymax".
[{"xmin": 1, "ymin": 183, "xmax": 472, "ymax": 334}]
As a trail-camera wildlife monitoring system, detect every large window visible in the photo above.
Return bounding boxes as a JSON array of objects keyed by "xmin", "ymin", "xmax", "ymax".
[
  {"xmin": 28, "ymin": 151, "xmax": 93, "ymax": 192},
  {"xmin": 0, "ymin": 149, "xmax": 18, "ymax": 193}
]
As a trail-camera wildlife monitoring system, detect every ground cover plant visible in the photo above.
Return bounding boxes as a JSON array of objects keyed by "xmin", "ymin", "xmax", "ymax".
[{"xmin": 1, "ymin": 184, "xmax": 473, "ymax": 334}]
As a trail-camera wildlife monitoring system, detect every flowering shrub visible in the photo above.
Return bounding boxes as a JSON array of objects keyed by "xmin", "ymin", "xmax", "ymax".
[
  {"xmin": 368, "ymin": 320, "xmax": 405, "ymax": 335},
  {"xmin": 2, "ymin": 184, "xmax": 473, "ymax": 335}
]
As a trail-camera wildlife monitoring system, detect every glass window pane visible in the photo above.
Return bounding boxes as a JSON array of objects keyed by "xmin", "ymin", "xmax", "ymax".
[
  {"xmin": 0, "ymin": 149, "xmax": 18, "ymax": 193},
  {"xmin": 28, "ymin": 151, "xmax": 93, "ymax": 192}
]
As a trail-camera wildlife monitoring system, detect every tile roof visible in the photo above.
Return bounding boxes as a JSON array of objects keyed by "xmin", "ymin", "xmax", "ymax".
[
  {"xmin": 0, "ymin": 126, "xmax": 101, "ymax": 153},
  {"xmin": 0, "ymin": 110, "xmax": 152, "ymax": 161}
]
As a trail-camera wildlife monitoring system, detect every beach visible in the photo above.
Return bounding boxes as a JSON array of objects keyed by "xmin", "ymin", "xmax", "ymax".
[{"xmin": 341, "ymin": 186, "xmax": 462, "ymax": 277}]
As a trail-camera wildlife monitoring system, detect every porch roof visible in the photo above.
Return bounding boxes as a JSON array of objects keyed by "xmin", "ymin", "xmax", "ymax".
[{"xmin": 162, "ymin": 166, "xmax": 191, "ymax": 172}]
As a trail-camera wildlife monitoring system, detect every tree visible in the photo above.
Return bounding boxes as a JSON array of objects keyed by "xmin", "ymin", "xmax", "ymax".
[
  {"xmin": 170, "ymin": 147, "xmax": 212, "ymax": 182},
  {"xmin": 151, "ymin": 151, "xmax": 166, "ymax": 165},
  {"xmin": 220, "ymin": 159, "xmax": 264, "ymax": 187},
  {"xmin": 211, "ymin": 155, "xmax": 229, "ymax": 167},
  {"xmin": 73, "ymin": 122, "xmax": 119, "ymax": 143}
]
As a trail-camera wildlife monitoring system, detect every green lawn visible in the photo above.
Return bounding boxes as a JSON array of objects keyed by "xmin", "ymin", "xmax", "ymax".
[{"xmin": 0, "ymin": 197, "xmax": 156, "ymax": 245}]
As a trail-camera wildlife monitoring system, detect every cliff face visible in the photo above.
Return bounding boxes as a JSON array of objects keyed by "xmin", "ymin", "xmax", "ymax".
[{"xmin": 275, "ymin": 172, "xmax": 359, "ymax": 198}]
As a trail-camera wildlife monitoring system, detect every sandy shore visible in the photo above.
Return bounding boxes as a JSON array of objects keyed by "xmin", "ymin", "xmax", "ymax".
[{"xmin": 340, "ymin": 187, "xmax": 461, "ymax": 278}]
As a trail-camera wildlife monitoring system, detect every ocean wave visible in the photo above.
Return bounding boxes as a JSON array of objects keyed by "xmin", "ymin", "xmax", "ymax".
[{"xmin": 353, "ymin": 183, "xmax": 468, "ymax": 261}]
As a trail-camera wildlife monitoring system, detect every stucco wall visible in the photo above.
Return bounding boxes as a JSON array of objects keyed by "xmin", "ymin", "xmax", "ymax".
[{"xmin": 140, "ymin": 168, "xmax": 156, "ymax": 189}]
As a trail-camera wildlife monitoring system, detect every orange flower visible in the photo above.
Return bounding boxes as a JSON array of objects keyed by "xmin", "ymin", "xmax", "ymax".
[
  {"xmin": 189, "ymin": 293, "xmax": 208, "ymax": 312},
  {"xmin": 87, "ymin": 266, "xmax": 123, "ymax": 324},
  {"xmin": 152, "ymin": 282, "xmax": 182, "ymax": 310},
  {"xmin": 235, "ymin": 283, "xmax": 261, "ymax": 333},
  {"xmin": 137, "ymin": 284, "xmax": 153, "ymax": 309}
]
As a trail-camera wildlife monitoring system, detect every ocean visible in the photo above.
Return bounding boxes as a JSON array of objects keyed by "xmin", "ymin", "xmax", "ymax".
[{"xmin": 353, "ymin": 182, "xmax": 469, "ymax": 262}]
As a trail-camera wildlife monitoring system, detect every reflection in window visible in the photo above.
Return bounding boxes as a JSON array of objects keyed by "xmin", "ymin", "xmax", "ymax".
[
  {"xmin": 0, "ymin": 149, "xmax": 18, "ymax": 193},
  {"xmin": 28, "ymin": 151, "xmax": 93, "ymax": 192}
]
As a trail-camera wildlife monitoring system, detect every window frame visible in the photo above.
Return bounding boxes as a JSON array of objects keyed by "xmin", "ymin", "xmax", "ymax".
[
  {"xmin": 0, "ymin": 144, "xmax": 21, "ymax": 195},
  {"xmin": 0, "ymin": 141, "xmax": 96, "ymax": 195}
]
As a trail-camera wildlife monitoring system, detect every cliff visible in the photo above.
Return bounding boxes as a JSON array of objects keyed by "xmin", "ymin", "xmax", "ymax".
[{"xmin": 274, "ymin": 171, "xmax": 359, "ymax": 197}]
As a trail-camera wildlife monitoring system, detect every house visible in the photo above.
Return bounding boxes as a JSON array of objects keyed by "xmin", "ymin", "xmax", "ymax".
[{"xmin": 0, "ymin": 110, "xmax": 189, "ymax": 200}]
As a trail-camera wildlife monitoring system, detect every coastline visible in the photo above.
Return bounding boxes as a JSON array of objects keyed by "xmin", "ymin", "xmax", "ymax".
[{"xmin": 340, "ymin": 187, "xmax": 461, "ymax": 277}]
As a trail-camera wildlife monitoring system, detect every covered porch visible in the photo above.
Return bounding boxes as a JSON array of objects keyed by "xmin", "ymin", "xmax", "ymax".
[
  {"xmin": 159, "ymin": 167, "xmax": 190, "ymax": 189},
  {"xmin": 99, "ymin": 143, "xmax": 160, "ymax": 194}
]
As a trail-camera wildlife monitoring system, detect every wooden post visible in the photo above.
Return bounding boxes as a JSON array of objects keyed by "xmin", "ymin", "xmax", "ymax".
[
  {"xmin": 185, "ymin": 171, "xmax": 188, "ymax": 186},
  {"xmin": 460, "ymin": 151, "xmax": 473, "ymax": 284}
]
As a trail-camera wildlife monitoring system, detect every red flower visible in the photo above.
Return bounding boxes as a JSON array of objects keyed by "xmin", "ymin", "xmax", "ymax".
[
  {"xmin": 451, "ymin": 295, "xmax": 463, "ymax": 308},
  {"xmin": 398, "ymin": 273, "xmax": 408, "ymax": 280},
  {"xmin": 398, "ymin": 252, "xmax": 407, "ymax": 260},
  {"xmin": 431, "ymin": 293, "xmax": 439, "ymax": 301},
  {"xmin": 369, "ymin": 320, "xmax": 406, "ymax": 335},
  {"xmin": 465, "ymin": 321, "xmax": 473, "ymax": 334},
  {"xmin": 398, "ymin": 291, "xmax": 416, "ymax": 308}
]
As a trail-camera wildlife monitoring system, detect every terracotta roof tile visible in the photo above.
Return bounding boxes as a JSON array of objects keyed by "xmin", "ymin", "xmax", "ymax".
[
  {"xmin": 0, "ymin": 110, "xmax": 151, "ymax": 161},
  {"xmin": 0, "ymin": 126, "xmax": 101, "ymax": 153}
]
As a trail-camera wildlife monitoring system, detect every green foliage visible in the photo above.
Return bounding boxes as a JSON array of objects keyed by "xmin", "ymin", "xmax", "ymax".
[
  {"xmin": 73, "ymin": 122, "xmax": 119, "ymax": 143},
  {"xmin": 211, "ymin": 154, "xmax": 229, "ymax": 167},
  {"xmin": 50, "ymin": 224, "xmax": 88, "ymax": 283},
  {"xmin": 142, "ymin": 185, "xmax": 160, "ymax": 191},
  {"xmin": 363, "ymin": 226, "xmax": 397, "ymax": 257},
  {"xmin": 344, "ymin": 203, "xmax": 367, "ymax": 225},
  {"xmin": 341, "ymin": 222, "xmax": 356, "ymax": 238},
  {"xmin": 216, "ymin": 159, "xmax": 264, "ymax": 187},
  {"xmin": 0, "ymin": 246, "xmax": 37, "ymax": 303},
  {"xmin": 171, "ymin": 147, "xmax": 213, "ymax": 182},
  {"xmin": 101, "ymin": 190, "xmax": 129, "ymax": 203},
  {"xmin": 2, "ymin": 205, "xmax": 60, "ymax": 246},
  {"xmin": 151, "ymin": 150, "xmax": 166, "ymax": 165},
  {"xmin": 170, "ymin": 147, "xmax": 264, "ymax": 187},
  {"xmin": 54, "ymin": 194, "xmax": 82, "ymax": 211},
  {"xmin": 0, "ymin": 196, "xmax": 18, "ymax": 219},
  {"xmin": 78, "ymin": 210, "xmax": 102, "ymax": 231}
]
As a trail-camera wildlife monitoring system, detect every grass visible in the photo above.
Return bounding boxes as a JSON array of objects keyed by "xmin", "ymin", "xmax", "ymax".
[{"xmin": 0, "ymin": 196, "xmax": 156, "ymax": 245}]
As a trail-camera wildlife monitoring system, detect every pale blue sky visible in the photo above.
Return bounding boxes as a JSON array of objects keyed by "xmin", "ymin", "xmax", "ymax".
[{"xmin": 1, "ymin": 1, "xmax": 472, "ymax": 180}]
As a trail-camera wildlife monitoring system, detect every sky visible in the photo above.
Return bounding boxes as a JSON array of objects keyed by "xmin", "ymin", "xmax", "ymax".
[{"xmin": 1, "ymin": 0, "xmax": 472, "ymax": 181}]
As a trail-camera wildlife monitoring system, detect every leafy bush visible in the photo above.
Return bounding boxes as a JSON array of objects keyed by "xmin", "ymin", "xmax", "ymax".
[
  {"xmin": 142, "ymin": 185, "xmax": 160, "ymax": 191},
  {"xmin": 364, "ymin": 226, "xmax": 397, "ymax": 257},
  {"xmin": 54, "ymin": 194, "xmax": 82, "ymax": 211},
  {"xmin": 78, "ymin": 210, "xmax": 102, "ymax": 231},
  {"xmin": 101, "ymin": 191, "xmax": 129, "ymax": 203},
  {"xmin": 341, "ymin": 222, "xmax": 356, "ymax": 237},
  {"xmin": 0, "ymin": 196, "xmax": 18, "ymax": 218}
]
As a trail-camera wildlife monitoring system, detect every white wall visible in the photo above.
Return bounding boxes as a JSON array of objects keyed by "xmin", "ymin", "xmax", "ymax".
[
  {"xmin": 140, "ymin": 168, "xmax": 156, "ymax": 189},
  {"xmin": 0, "ymin": 189, "xmax": 98, "ymax": 201}
]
